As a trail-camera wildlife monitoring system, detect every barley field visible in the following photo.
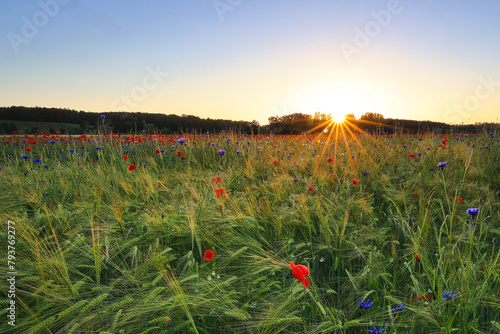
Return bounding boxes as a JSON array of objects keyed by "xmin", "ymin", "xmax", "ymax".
[{"xmin": 1, "ymin": 129, "xmax": 499, "ymax": 333}]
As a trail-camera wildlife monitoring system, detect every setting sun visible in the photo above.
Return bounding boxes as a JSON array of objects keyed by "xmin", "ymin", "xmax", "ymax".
[
  {"xmin": 331, "ymin": 112, "xmax": 346, "ymax": 123},
  {"xmin": 299, "ymin": 86, "xmax": 386, "ymax": 124}
]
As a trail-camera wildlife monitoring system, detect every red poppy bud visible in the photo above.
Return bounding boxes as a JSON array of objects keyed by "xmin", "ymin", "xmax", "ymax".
[
  {"xmin": 416, "ymin": 254, "xmax": 421, "ymax": 262},
  {"xmin": 352, "ymin": 180, "xmax": 358, "ymax": 185}
]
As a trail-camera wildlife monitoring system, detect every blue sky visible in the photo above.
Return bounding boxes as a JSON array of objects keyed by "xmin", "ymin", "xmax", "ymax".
[{"xmin": 1, "ymin": 0, "xmax": 499, "ymax": 125}]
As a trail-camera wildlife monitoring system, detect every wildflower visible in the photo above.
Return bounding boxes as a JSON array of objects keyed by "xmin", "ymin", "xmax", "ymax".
[
  {"xmin": 177, "ymin": 151, "xmax": 183, "ymax": 156},
  {"xmin": 236, "ymin": 150, "xmax": 241, "ymax": 154},
  {"xmin": 319, "ymin": 257, "xmax": 325, "ymax": 262},
  {"xmin": 182, "ymin": 157, "xmax": 187, "ymax": 160},
  {"xmin": 202, "ymin": 249, "xmax": 215, "ymax": 262},
  {"xmin": 413, "ymin": 193, "xmax": 418, "ymax": 198},
  {"xmin": 33, "ymin": 158, "xmax": 42, "ymax": 163},
  {"xmin": 352, "ymin": 180, "xmax": 358, "ymax": 185},
  {"xmin": 272, "ymin": 160, "xmax": 279, "ymax": 166},
  {"xmin": 26, "ymin": 147, "xmax": 32, "ymax": 151},
  {"xmin": 437, "ymin": 161, "xmax": 447, "ymax": 169},
  {"xmin": 289, "ymin": 262, "xmax": 310, "ymax": 288},
  {"xmin": 367, "ymin": 326, "xmax": 385, "ymax": 333},
  {"xmin": 100, "ymin": 115, "xmax": 106, "ymax": 119},
  {"xmin": 359, "ymin": 299, "xmax": 373, "ymax": 308},
  {"xmin": 392, "ymin": 304, "xmax": 404, "ymax": 313},
  {"xmin": 22, "ymin": 155, "xmax": 29, "ymax": 159},
  {"xmin": 92, "ymin": 160, "xmax": 96, "ymax": 163},
  {"xmin": 123, "ymin": 155, "xmax": 128, "ymax": 160},
  {"xmin": 327, "ymin": 157, "xmax": 333, "ymax": 162},
  {"xmin": 409, "ymin": 154, "xmax": 415, "ymax": 158},
  {"xmin": 442, "ymin": 290, "xmax": 457, "ymax": 301},
  {"xmin": 215, "ymin": 188, "xmax": 225, "ymax": 198},
  {"xmin": 416, "ymin": 253, "xmax": 421, "ymax": 262},
  {"xmin": 413, "ymin": 294, "xmax": 429, "ymax": 300},
  {"xmin": 212, "ymin": 176, "xmax": 221, "ymax": 183},
  {"xmin": 308, "ymin": 186, "xmax": 315, "ymax": 191},
  {"xmin": 466, "ymin": 208, "xmax": 479, "ymax": 217},
  {"xmin": 128, "ymin": 164, "xmax": 137, "ymax": 171},
  {"xmin": 456, "ymin": 196, "xmax": 464, "ymax": 203},
  {"xmin": 293, "ymin": 178, "xmax": 299, "ymax": 182},
  {"xmin": 155, "ymin": 149, "xmax": 160, "ymax": 153},
  {"xmin": 218, "ymin": 149, "xmax": 226, "ymax": 156}
]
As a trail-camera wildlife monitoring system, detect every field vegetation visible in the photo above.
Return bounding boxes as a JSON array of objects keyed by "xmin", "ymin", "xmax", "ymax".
[{"xmin": 1, "ymin": 126, "xmax": 499, "ymax": 333}]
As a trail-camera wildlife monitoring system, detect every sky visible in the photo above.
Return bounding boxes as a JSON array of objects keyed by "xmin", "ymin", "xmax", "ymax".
[{"xmin": 1, "ymin": 0, "xmax": 499, "ymax": 125}]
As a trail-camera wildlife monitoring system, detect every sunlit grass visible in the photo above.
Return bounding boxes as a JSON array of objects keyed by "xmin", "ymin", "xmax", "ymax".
[{"xmin": 0, "ymin": 129, "xmax": 499, "ymax": 333}]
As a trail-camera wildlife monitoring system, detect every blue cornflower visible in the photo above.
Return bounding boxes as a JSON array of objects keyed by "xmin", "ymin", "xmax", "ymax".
[
  {"xmin": 367, "ymin": 326, "xmax": 385, "ymax": 333},
  {"xmin": 218, "ymin": 149, "xmax": 226, "ymax": 156},
  {"xmin": 437, "ymin": 161, "xmax": 447, "ymax": 169},
  {"xmin": 69, "ymin": 149, "xmax": 75, "ymax": 152},
  {"xmin": 22, "ymin": 155, "xmax": 29, "ymax": 159},
  {"xmin": 177, "ymin": 138, "xmax": 185, "ymax": 145},
  {"xmin": 236, "ymin": 150, "xmax": 241, "ymax": 154},
  {"xmin": 359, "ymin": 299, "xmax": 373, "ymax": 308},
  {"xmin": 293, "ymin": 178, "xmax": 299, "ymax": 182},
  {"xmin": 100, "ymin": 115, "xmax": 106, "ymax": 119},
  {"xmin": 391, "ymin": 304, "xmax": 404, "ymax": 313},
  {"xmin": 466, "ymin": 208, "xmax": 479, "ymax": 216},
  {"xmin": 43, "ymin": 164, "xmax": 49, "ymax": 168},
  {"xmin": 442, "ymin": 290, "xmax": 457, "ymax": 301}
]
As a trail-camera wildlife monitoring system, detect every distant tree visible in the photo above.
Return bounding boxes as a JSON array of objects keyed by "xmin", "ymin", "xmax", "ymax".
[
  {"xmin": 345, "ymin": 113, "xmax": 356, "ymax": 120},
  {"xmin": 360, "ymin": 112, "xmax": 385, "ymax": 122}
]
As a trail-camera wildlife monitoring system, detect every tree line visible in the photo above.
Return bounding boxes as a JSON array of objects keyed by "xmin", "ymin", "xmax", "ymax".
[{"xmin": 0, "ymin": 106, "xmax": 496, "ymax": 135}]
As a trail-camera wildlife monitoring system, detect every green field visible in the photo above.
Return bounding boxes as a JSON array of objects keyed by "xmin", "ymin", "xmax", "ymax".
[{"xmin": 1, "ymin": 130, "xmax": 499, "ymax": 333}]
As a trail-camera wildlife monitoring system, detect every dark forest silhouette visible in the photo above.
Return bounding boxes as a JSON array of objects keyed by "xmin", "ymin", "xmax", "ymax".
[{"xmin": 0, "ymin": 106, "xmax": 496, "ymax": 135}]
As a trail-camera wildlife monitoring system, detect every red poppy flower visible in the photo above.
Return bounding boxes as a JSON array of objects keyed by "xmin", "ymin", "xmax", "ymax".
[
  {"xmin": 128, "ymin": 164, "xmax": 137, "ymax": 171},
  {"xmin": 215, "ymin": 188, "xmax": 225, "ymax": 198},
  {"xmin": 305, "ymin": 166, "xmax": 308, "ymax": 169},
  {"xmin": 26, "ymin": 147, "xmax": 32, "ymax": 151},
  {"xmin": 308, "ymin": 186, "xmax": 315, "ymax": 191},
  {"xmin": 155, "ymin": 149, "xmax": 160, "ymax": 153},
  {"xmin": 413, "ymin": 193, "xmax": 418, "ymax": 198},
  {"xmin": 409, "ymin": 154, "xmax": 415, "ymax": 158},
  {"xmin": 327, "ymin": 157, "xmax": 333, "ymax": 162},
  {"xmin": 92, "ymin": 160, "xmax": 96, "ymax": 163},
  {"xmin": 289, "ymin": 261, "xmax": 310, "ymax": 288},
  {"xmin": 456, "ymin": 196, "xmax": 464, "ymax": 203},
  {"xmin": 352, "ymin": 180, "xmax": 358, "ymax": 185},
  {"xmin": 202, "ymin": 249, "xmax": 215, "ymax": 262},
  {"xmin": 416, "ymin": 254, "xmax": 421, "ymax": 262},
  {"xmin": 123, "ymin": 155, "xmax": 128, "ymax": 160},
  {"xmin": 182, "ymin": 157, "xmax": 187, "ymax": 160},
  {"xmin": 413, "ymin": 294, "xmax": 429, "ymax": 300},
  {"xmin": 177, "ymin": 151, "xmax": 183, "ymax": 156},
  {"xmin": 272, "ymin": 160, "xmax": 279, "ymax": 166},
  {"xmin": 212, "ymin": 176, "xmax": 221, "ymax": 183}
]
